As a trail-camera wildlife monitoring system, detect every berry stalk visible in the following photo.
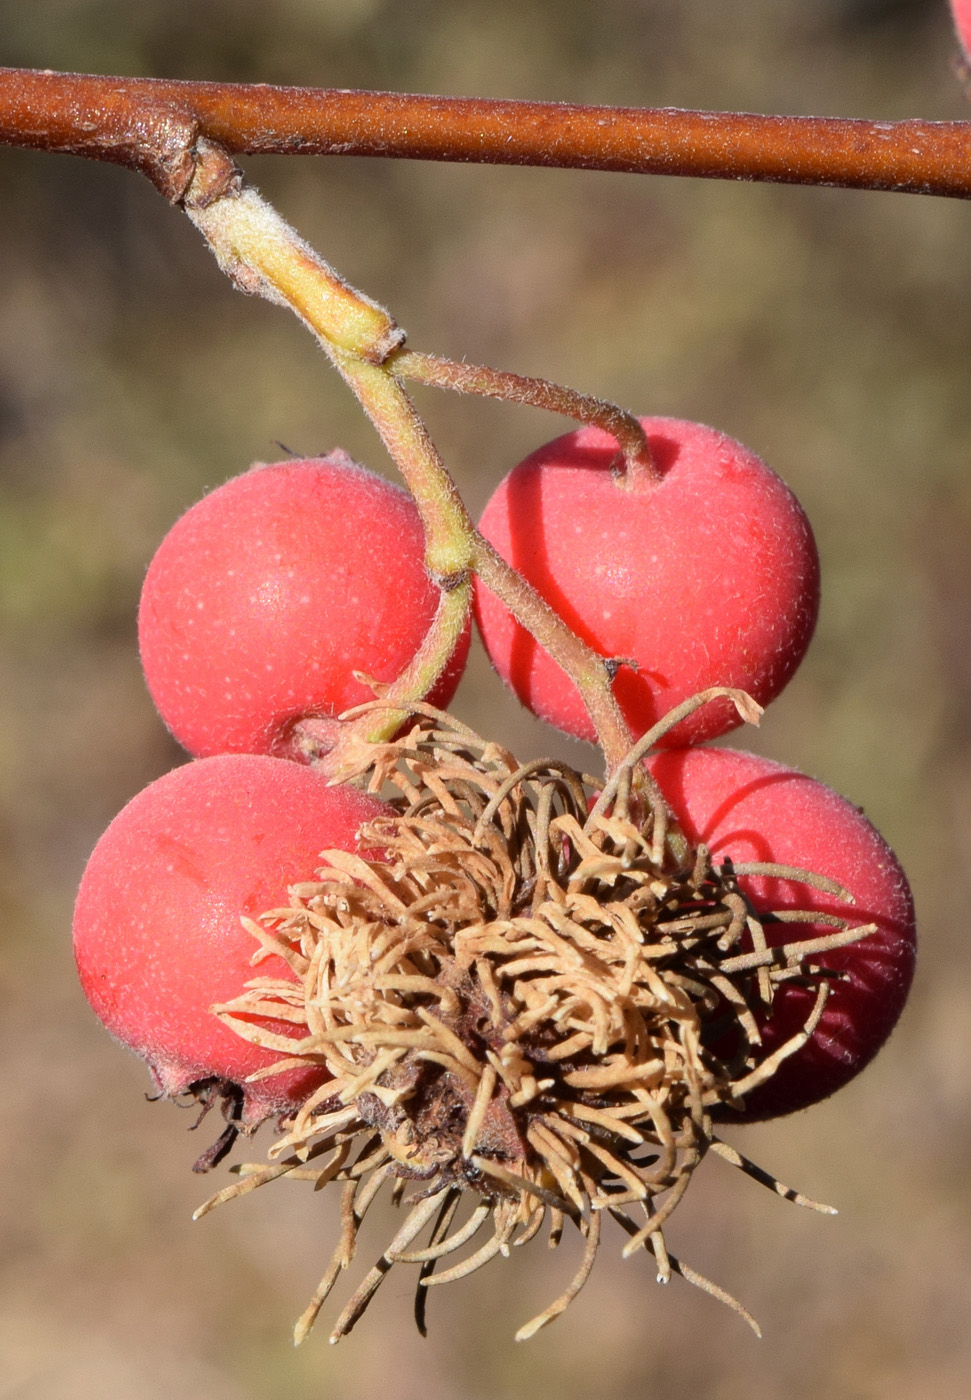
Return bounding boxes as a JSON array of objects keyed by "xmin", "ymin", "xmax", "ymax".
[
  {"xmin": 312, "ymin": 581, "xmax": 474, "ymax": 781},
  {"xmin": 182, "ymin": 138, "xmax": 635, "ymax": 768},
  {"xmin": 392, "ymin": 350, "xmax": 657, "ymax": 482}
]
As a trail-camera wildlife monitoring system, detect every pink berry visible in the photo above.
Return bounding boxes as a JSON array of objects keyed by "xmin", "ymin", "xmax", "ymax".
[
  {"xmin": 73, "ymin": 753, "xmax": 389, "ymax": 1126},
  {"xmin": 952, "ymin": 0, "xmax": 971, "ymax": 62},
  {"xmin": 474, "ymin": 418, "xmax": 819, "ymax": 747},
  {"xmin": 647, "ymin": 745, "xmax": 916, "ymax": 1120},
  {"xmin": 139, "ymin": 454, "xmax": 469, "ymax": 760}
]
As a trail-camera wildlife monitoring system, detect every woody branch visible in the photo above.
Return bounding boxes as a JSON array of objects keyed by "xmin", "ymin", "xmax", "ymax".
[{"xmin": 1, "ymin": 67, "xmax": 971, "ymax": 202}]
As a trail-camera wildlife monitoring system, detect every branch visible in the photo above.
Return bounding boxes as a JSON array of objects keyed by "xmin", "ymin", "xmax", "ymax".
[{"xmin": 2, "ymin": 67, "xmax": 971, "ymax": 202}]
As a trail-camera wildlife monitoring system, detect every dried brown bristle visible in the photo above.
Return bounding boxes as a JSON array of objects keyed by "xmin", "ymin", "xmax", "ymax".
[{"xmin": 198, "ymin": 703, "xmax": 868, "ymax": 1344}]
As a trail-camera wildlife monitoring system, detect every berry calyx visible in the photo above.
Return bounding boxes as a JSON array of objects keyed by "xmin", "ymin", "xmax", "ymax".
[
  {"xmin": 73, "ymin": 753, "xmax": 389, "ymax": 1136},
  {"xmin": 647, "ymin": 744, "xmax": 917, "ymax": 1120},
  {"xmin": 474, "ymin": 418, "xmax": 819, "ymax": 747},
  {"xmin": 138, "ymin": 453, "xmax": 470, "ymax": 761}
]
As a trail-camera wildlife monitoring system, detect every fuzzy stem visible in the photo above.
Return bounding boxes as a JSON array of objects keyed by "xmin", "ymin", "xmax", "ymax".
[
  {"xmin": 185, "ymin": 141, "xmax": 472, "ymax": 750},
  {"xmin": 328, "ymin": 353, "xmax": 634, "ymax": 768},
  {"xmin": 327, "ymin": 352, "xmax": 474, "ymax": 579},
  {"xmin": 392, "ymin": 350, "xmax": 657, "ymax": 484},
  {"xmin": 312, "ymin": 580, "xmax": 473, "ymax": 781},
  {"xmin": 182, "ymin": 140, "xmax": 633, "ymax": 765},
  {"xmin": 472, "ymin": 536, "xmax": 632, "ymax": 771},
  {"xmin": 183, "ymin": 141, "xmax": 403, "ymax": 363}
]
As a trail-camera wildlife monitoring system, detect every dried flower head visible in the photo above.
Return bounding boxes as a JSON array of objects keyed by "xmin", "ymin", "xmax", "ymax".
[{"xmin": 197, "ymin": 696, "xmax": 870, "ymax": 1344}]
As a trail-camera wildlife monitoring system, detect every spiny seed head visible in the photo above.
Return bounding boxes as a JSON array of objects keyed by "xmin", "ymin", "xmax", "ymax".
[{"xmin": 202, "ymin": 700, "xmax": 861, "ymax": 1343}]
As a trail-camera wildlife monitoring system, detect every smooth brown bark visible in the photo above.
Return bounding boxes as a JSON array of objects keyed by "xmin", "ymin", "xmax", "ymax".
[{"xmin": 2, "ymin": 67, "xmax": 971, "ymax": 201}]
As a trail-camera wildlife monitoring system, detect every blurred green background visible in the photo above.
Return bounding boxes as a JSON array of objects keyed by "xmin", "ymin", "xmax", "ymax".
[{"xmin": 2, "ymin": 2, "xmax": 971, "ymax": 1396}]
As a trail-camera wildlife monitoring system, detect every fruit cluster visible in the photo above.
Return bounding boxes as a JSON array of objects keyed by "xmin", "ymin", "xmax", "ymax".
[
  {"xmin": 73, "ymin": 418, "xmax": 915, "ymax": 1338},
  {"xmin": 474, "ymin": 418, "xmax": 914, "ymax": 1120},
  {"xmin": 77, "ymin": 452, "xmax": 466, "ymax": 1133}
]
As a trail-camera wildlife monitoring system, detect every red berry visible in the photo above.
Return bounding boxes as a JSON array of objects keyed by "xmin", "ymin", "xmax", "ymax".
[
  {"xmin": 647, "ymin": 745, "xmax": 916, "ymax": 1120},
  {"xmin": 474, "ymin": 418, "xmax": 819, "ymax": 747},
  {"xmin": 952, "ymin": 0, "xmax": 971, "ymax": 61},
  {"xmin": 73, "ymin": 753, "xmax": 389, "ymax": 1125},
  {"xmin": 139, "ymin": 454, "xmax": 469, "ymax": 760}
]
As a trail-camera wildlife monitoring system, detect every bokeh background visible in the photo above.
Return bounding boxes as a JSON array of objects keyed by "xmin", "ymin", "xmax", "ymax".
[{"xmin": 2, "ymin": 2, "xmax": 971, "ymax": 1396}]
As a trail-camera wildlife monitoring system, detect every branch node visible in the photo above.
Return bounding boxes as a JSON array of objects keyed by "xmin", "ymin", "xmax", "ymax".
[
  {"xmin": 430, "ymin": 567, "xmax": 473, "ymax": 594},
  {"xmin": 181, "ymin": 135, "xmax": 243, "ymax": 210},
  {"xmin": 129, "ymin": 103, "xmax": 202, "ymax": 204}
]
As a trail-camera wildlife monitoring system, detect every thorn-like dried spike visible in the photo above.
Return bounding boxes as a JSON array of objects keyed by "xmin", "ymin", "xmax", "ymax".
[
  {"xmin": 620, "ymin": 1167, "xmax": 696, "ymax": 1258},
  {"xmin": 413, "ymin": 1190, "xmax": 462, "ymax": 1337},
  {"xmin": 394, "ymin": 1200, "xmax": 491, "ymax": 1263},
  {"xmin": 197, "ymin": 702, "xmax": 870, "ymax": 1345},
  {"xmin": 709, "ymin": 1138, "xmax": 837, "ymax": 1215},
  {"xmin": 462, "ymin": 1064, "xmax": 498, "ymax": 1159},
  {"xmin": 420, "ymin": 1208, "xmax": 517, "ymax": 1288},
  {"xmin": 667, "ymin": 1253, "xmax": 762, "ymax": 1339},
  {"xmin": 729, "ymin": 983, "xmax": 830, "ymax": 1099},
  {"xmin": 294, "ymin": 1255, "xmax": 347, "ymax": 1346},
  {"xmin": 329, "ymin": 1188, "xmax": 449, "ymax": 1344},
  {"xmin": 726, "ymin": 862, "xmax": 852, "ymax": 902},
  {"xmin": 512, "ymin": 1203, "xmax": 548, "ymax": 1249},
  {"xmin": 292, "ymin": 1179, "xmax": 360, "ymax": 1346},
  {"xmin": 193, "ymin": 1155, "xmax": 310, "ymax": 1218},
  {"xmin": 515, "ymin": 1208, "xmax": 602, "ymax": 1342}
]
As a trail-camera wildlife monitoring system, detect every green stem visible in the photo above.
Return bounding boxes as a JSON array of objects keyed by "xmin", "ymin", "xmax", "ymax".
[
  {"xmin": 307, "ymin": 580, "xmax": 474, "ymax": 781},
  {"xmin": 182, "ymin": 139, "xmax": 634, "ymax": 768},
  {"xmin": 328, "ymin": 352, "xmax": 474, "ymax": 580},
  {"xmin": 471, "ymin": 537, "xmax": 632, "ymax": 771},
  {"xmin": 330, "ymin": 353, "xmax": 634, "ymax": 769}
]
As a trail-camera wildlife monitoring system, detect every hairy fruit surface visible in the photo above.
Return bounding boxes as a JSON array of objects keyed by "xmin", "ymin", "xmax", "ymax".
[
  {"xmin": 139, "ymin": 453, "xmax": 469, "ymax": 760},
  {"xmin": 474, "ymin": 418, "xmax": 819, "ymax": 747},
  {"xmin": 73, "ymin": 753, "xmax": 389, "ymax": 1138},
  {"xmin": 648, "ymin": 744, "xmax": 916, "ymax": 1120}
]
